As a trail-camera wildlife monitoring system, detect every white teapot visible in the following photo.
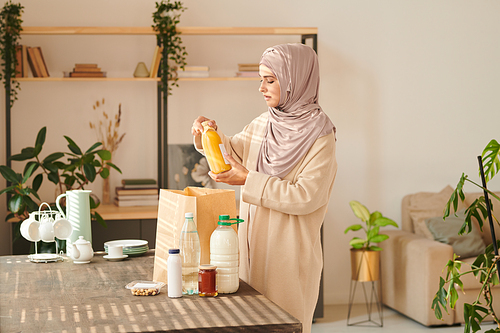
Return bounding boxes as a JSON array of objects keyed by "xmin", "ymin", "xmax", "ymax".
[{"xmin": 70, "ymin": 236, "xmax": 94, "ymax": 264}]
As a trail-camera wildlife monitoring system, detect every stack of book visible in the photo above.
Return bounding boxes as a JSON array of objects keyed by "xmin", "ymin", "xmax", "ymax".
[
  {"xmin": 67, "ymin": 64, "xmax": 106, "ymax": 78},
  {"xmin": 236, "ymin": 63, "xmax": 260, "ymax": 77},
  {"xmin": 22, "ymin": 46, "xmax": 50, "ymax": 78},
  {"xmin": 176, "ymin": 65, "xmax": 210, "ymax": 78},
  {"xmin": 149, "ymin": 45, "xmax": 163, "ymax": 78},
  {"xmin": 114, "ymin": 178, "xmax": 159, "ymax": 207}
]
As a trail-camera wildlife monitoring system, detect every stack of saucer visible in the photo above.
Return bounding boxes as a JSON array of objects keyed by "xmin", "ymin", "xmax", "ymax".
[{"xmin": 104, "ymin": 240, "xmax": 149, "ymax": 257}]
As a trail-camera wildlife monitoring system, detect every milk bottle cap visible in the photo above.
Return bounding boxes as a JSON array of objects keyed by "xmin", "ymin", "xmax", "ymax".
[{"xmin": 217, "ymin": 215, "xmax": 244, "ymax": 226}]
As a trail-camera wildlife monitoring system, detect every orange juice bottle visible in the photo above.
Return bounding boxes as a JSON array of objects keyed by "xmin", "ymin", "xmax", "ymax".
[{"xmin": 201, "ymin": 121, "xmax": 232, "ymax": 174}]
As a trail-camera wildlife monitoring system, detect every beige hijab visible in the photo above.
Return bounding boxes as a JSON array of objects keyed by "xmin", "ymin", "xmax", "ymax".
[{"xmin": 257, "ymin": 43, "xmax": 336, "ymax": 178}]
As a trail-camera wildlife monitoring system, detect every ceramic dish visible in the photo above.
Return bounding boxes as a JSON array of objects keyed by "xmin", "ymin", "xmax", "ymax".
[
  {"xmin": 103, "ymin": 254, "xmax": 128, "ymax": 261},
  {"xmin": 104, "ymin": 239, "xmax": 148, "ymax": 249}
]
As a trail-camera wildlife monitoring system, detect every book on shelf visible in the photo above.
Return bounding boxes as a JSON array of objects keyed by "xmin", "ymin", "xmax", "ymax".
[
  {"xmin": 15, "ymin": 45, "xmax": 28, "ymax": 78},
  {"xmin": 33, "ymin": 47, "xmax": 50, "ymax": 77},
  {"xmin": 121, "ymin": 178, "xmax": 158, "ymax": 189},
  {"xmin": 69, "ymin": 71, "xmax": 107, "ymax": 78},
  {"xmin": 149, "ymin": 45, "xmax": 163, "ymax": 78},
  {"xmin": 27, "ymin": 47, "xmax": 42, "ymax": 77},
  {"xmin": 116, "ymin": 194, "xmax": 159, "ymax": 201},
  {"xmin": 177, "ymin": 71, "xmax": 210, "ymax": 78},
  {"xmin": 116, "ymin": 186, "xmax": 159, "ymax": 196},
  {"xmin": 238, "ymin": 63, "xmax": 260, "ymax": 72},
  {"xmin": 114, "ymin": 197, "xmax": 159, "ymax": 207}
]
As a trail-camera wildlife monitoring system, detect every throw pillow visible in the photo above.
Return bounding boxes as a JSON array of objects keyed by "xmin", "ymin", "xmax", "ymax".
[
  {"xmin": 425, "ymin": 209, "xmax": 486, "ymax": 258},
  {"xmin": 408, "ymin": 185, "xmax": 456, "ymax": 238}
]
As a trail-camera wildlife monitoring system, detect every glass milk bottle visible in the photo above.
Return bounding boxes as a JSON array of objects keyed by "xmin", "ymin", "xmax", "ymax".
[
  {"xmin": 201, "ymin": 121, "xmax": 231, "ymax": 174},
  {"xmin": 210, "ymin": 215, "xmax": 244, "ymax": 293},
  {"xmin": 179, "ymin": 212, "xmax": 201, "ymax": 295},
  {"xmin": 167, "ymin": 248, "xmax": 182, "ymax": 298}
]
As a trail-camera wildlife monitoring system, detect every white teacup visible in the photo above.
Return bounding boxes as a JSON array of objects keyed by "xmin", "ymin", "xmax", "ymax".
[
  {"xmin": 39, "ymin": 215, "xmax": 55, "ymax": 242},
  {"xmin": 20, "ymin": 215, "xmax": 37, "ymax": 241},
  {"xmin": 108, "ymin": 245, "xmax": 123, "ymax": 258},
  {"xmin": 53, "ymin": 216, "xmax": 73, "ymax": 239}
]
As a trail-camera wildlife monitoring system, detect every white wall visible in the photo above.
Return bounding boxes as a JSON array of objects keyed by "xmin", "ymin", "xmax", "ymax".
[{"xmin": 1, "ymin": 0, "xmax": 500, "ymax": 306}]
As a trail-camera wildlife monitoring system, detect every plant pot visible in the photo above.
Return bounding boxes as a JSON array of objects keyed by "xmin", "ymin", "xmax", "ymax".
[{"xmin": 350, "ymin": 249, "xmax": 380, "ymax": 282}]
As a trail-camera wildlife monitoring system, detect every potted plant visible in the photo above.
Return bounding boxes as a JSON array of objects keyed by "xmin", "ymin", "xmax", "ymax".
[
  {"xmin": 0, "ymin": 126, "xmax": 121, "ymax": 250},
  {"xmin": 432, "ymin": 139, "xmax": 500, "ymax": 333},
  {"xmin": 152, "ymin": 0, "xmax": 187, "ymax": 96},
  {"xmin": 0, "ymin": 0, "xmax": 23, "ymax": 107},
  {"xmin": 345, "ymin": 201, "xmax": 398, "ymax": 281}
]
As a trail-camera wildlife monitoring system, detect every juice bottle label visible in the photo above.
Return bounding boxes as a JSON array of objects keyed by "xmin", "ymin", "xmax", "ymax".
[{"xmin": 219, "ymin": 144, "xmax": 230, "ymax": 165}]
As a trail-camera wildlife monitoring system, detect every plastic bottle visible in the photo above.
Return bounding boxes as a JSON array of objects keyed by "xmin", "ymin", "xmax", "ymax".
[
  {"xmin": 201, "ymin": 121, "xmax": 232, "ymax": 174},
  {"xmin": 179, "ymin": 212, "xmax": 201, "ymax": 295},
  {"xmin": 167, "ymin": 248, "xmax": 182, "ymax": 298},
  {"xmin": 210, "ymin": 215, "xmax": 244, "ymax": 294}
]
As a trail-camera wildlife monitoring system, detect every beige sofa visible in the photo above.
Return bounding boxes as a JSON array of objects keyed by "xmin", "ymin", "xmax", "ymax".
[{"xmin": 380, "ymin": 186, "xmax": 500, "ymax": 326}]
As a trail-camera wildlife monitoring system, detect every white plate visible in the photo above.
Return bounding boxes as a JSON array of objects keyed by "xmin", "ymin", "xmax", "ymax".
[
  {"xmin": 103, "ymin": 254, "xmax": 128, "ymax": 261},
  {"xmin": 104, "ymin": 239, "xmax": 148, "ymax": 249}
]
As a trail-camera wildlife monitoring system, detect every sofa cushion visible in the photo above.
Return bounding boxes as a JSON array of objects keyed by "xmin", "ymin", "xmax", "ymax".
[
  {"xmin": 425, "ymin": 210, "xmax": 486, "ymax": 258},
  {"xmin": 408, "ymin": 186, "xmax": 459, "ymax": 239}
]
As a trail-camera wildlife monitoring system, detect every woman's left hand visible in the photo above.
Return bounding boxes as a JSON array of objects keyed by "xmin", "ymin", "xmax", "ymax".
[{"xmin": 209, "ymin": 153, "xmax": 249, "ymax": 186}]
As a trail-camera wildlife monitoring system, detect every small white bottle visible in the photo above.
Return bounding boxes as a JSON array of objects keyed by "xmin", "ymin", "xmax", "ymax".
[
  {"xmin": 167, "ymin": 248, "xmax": 182, "ymax": 298},
  {"xmin": 210, "ymin": 215, "xmax": 244, "ymax": 294}
]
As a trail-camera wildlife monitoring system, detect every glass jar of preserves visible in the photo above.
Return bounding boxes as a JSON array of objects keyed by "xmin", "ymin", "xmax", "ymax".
[{"xmin": 198, "ymin": 264, "xmax": 218, "ymax": 297}]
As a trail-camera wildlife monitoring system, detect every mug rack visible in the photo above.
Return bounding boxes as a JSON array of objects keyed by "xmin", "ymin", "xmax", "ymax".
[{"xmin": 20, "ymin": 202, "xmax": 73, "ymax": 263}]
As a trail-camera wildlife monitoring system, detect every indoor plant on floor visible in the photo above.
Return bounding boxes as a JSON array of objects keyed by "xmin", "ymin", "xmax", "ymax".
[
  {"xmin": 0, "ymin": 126, "xmax": 121, "ymax": 251},
  {"xmin": 345, "ymin": 201, "xmax": 399, "ymax": 281},
  {"xmin": 432, "ymin": 139, "xmax": 500, "ymax": 333}
]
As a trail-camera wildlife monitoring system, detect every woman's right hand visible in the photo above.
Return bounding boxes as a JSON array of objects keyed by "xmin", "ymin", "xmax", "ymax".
[{"xmin": 192, "ymin": 116, "xmax": 217, "ymax": 137}]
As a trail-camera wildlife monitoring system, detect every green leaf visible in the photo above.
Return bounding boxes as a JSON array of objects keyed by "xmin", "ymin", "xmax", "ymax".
[
  {"xmin": 85, "ymin": 142, "xmax": 102, "ymax": 154},
  {"xmin": 92, "ymin": 211, "xmax": 107, "ymax": 228},
  {"xmin": 32, "ymin": 173, "xmax": 43, "ymax": 192},
  {"xmin": 349, "ymin": 200, "xmax": 370, "ymax": 223},
  {"xmin": 107, "ymin": 162, "xmax": 122, "ymax": 174},
  {"xmin": 367, "ymin": 245, "xmax": 382, "ymax": 251},
  {"xmin": 373, "ymin": 217, "xmax": 399, "ymax": 228},
  {"xmin": 444, "ymin": 174, "xmax": 467, "ymax": 219},
  {"xmin": 367, "ymin": 226, "xmax": 379, "ymax": 239},
  {"xmin": 83, "ymin": 163, "xmax": 96, "ymax": 182},
  {"xmin": 349, "ymin": 238, "xmax": 367, "ymax": 248},
  {"xmin": 47, "ymin": 171, "xmax": 59, "ymax": 184},
  {"xmin": 64, "ymin": 136, "xmax": 82, "ymax": 155},
  {"xmin": 21, "ymin": 163, "xmax": 37, "ymax": 184},
  {"xmin": 449, "ymin": 286, "xmax": 458, "ymax": 309},
  {"xmin": 463, "ymin": 303, "xmax": 488, "ymax": 333},
  {"xmin": 0, "ymin": 165, "xmax": 20, "ymax": 183},
  {"xmin": 0, "ymin": 185, "xmax": 17, "ymax": 196},
  {"xmin": 344, "ymin": 224, "xmax": 363, "ymax": 233},
  {"xmin": 43, "ymin": 152, "xmax": 64, "ymax": 163},
  {"xmin": 370, "ymin": 234, "xmax": 389, "ymax": 243},
  {"xmin": 97, "ymin": 149, "xmax": 111, "ymax": 161},
  {"xmin": 100, "ymin": 167, "xmax": 110, "ymax": 179},
  {"xmin": 35, "ymin": 126, "xmax": 47, "ymax": 147},
  {"xmin": 481, "ymin": 139, "xmax": 500, "ymax": 182},
  {"xmin": 33, "ymin": 143, "xmax": 43, "ymax": 157},
  {"xmin": 8, "ymin": 194, "xmax": 24, "ymax": 214},
  {"xmin": 9, "ymin": 147, "xmax": 35, "ymax": 161}
]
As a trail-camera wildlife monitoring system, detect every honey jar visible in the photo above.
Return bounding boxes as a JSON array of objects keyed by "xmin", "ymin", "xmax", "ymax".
[{"xmin": 198, "ymin": 264, "xmax": 218, "ymax": 297}]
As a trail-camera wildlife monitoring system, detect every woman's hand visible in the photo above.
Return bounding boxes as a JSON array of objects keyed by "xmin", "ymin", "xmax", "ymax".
[
  {"xmin": 192, "ymin": 116, "xmax": 217, "ymax": 137},
  {"xmin": 209, "ymin": 153, "xmax": 249, "ymax": 186}
]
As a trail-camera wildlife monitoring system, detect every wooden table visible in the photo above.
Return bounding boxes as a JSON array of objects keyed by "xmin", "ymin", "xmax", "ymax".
[{"xmin": 0, "ymin": 251, "xmax": 301, "ymax": 332}]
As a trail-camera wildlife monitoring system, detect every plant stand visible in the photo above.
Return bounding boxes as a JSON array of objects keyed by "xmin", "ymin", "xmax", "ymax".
[{"xmin": 347, "ymin": 249, "xmax": 383, "ymax": 327}]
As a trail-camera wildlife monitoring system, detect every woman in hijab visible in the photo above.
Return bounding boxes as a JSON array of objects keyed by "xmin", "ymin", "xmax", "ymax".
[{"xmin": 192, "ymin": 43, "xmax": 337, "ymax": 333}]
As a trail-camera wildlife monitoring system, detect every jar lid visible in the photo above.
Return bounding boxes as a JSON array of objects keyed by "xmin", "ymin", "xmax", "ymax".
[
  {"xmin": 168, "ymin": 249, "xmax": 180, "ymax": 254},
  {"xmin": 199, "ymin": 264, "xmax": 217, "ymax": 270}
]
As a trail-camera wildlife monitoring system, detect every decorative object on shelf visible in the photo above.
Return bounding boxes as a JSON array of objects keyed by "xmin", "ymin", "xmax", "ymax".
[
  {"xmin": 89, "ymin": 98, "xmax": 126, "ymax": 204},
  {"xmin": 0, "ymin": 127, "xmax": 122, "ymax": 249},
  {"xmin": 345, "ymin": 200, "xmax": 398, "ymax": 327},
  {"xmin": 0, "ymin": 0, "xmax": 23, "ymax": 107},
  {"xmin": 133, "ymin": 61, "xmax": 149, "ymax": 77},
  {"xmin": 432, "ymin": 139, "xmax": 500, "ymax": 333},
  {"xmin": 20, "ymin": 202, "xmax": 72, "ymax": 263},
  {"xmin": 152, "ymin": 0, "xmax": 188, "ymax": 95}
]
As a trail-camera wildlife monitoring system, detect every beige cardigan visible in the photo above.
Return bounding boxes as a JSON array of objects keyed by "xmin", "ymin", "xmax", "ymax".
[{"xmin": 197, "ymin": 112, "xmax": 337, "ymax": 332}]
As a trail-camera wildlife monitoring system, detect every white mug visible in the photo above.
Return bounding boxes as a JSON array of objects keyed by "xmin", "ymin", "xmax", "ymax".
[{"xmin": 108, "ymin": 245, "xmax": 123, "ymax": 258}]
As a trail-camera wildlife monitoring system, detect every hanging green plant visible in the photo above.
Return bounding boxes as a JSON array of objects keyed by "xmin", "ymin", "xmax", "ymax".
[
  {"xmin": 0, "ymin": 1, "xmax": 23, "ymax": 107},
  {"xmin": 152, "ymin": 0, "xmax": 187, "ymax": 95}
]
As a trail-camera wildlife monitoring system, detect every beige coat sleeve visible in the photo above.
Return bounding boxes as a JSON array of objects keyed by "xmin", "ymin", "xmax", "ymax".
[{"xmin": 242, "ymin": 132, "xmax": 336, "ymax": 216}]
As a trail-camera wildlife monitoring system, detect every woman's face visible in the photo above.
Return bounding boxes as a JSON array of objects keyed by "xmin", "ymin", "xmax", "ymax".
[{"xmin": 258, "ymin": 64, "xmax": 280, "ymax": 108}]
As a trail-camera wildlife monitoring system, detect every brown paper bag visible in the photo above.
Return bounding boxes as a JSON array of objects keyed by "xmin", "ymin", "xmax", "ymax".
[{"xmin": 153, "ymin": 187, "xmax": 237, "ymax": 284}]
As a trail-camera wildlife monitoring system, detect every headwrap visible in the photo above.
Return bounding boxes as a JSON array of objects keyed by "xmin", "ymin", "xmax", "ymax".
[{"xmin": 256, "ymin": 43, "xmax": 336, "ymax": 178}]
